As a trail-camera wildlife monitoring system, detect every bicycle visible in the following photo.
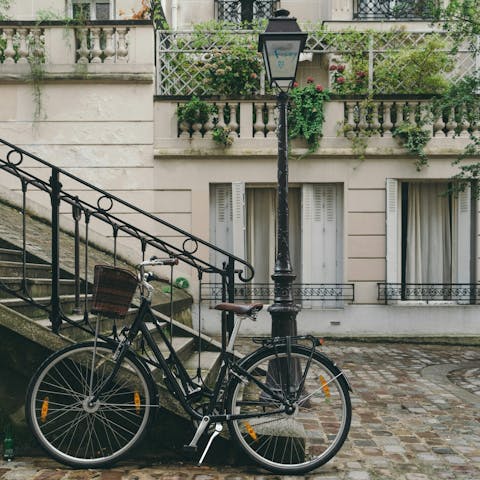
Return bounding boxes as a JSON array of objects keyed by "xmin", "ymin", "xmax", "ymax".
[{"xmin": 25, "ymin": 257, "xmax": 352, "ymax": 475}]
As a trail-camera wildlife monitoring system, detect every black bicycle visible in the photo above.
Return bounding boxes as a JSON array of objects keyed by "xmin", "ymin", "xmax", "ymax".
[{"xmin": 25, "ymin": 257, "xmax": 352, "ymax": 474}]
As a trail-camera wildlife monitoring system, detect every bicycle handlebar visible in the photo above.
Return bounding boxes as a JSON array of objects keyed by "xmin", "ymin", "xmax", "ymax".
[{"xmin": 137, "ymin": 256, "xmax": 179, "ymax": 270}]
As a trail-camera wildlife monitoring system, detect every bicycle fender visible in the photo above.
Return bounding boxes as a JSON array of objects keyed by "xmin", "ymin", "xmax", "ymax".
[{"xmin": 235, "ymin": 344, "xmax": 353, "ymax": 392}]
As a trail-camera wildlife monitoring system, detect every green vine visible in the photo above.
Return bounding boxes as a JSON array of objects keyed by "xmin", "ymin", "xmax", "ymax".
[
  {"xmin": 393, "ymin": 123, "xmax": 431, "ymax": 171},
  {"xmin": 0, "ymin": 0, "xmax": 11, "ymax": 20},
  {"xmin": 288, "ymin": 78, "xmax": 330, "ymax": 153},
  {"xmin": 212, "ymin": 126, "xmax": 234, "ymax": 147}
]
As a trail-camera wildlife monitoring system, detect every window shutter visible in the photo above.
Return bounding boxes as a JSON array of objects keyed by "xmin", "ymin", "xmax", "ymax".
[
  {"xmin": 232, "ymin": 181, "xmax": 246, "ymax": 260},
  {"xmin": 456, "ymin": 185, "xmax": 471, "ymax": 283},
  {"xmin": 386, "ymin": 179, "xmax": 399, "ymax": 283},
  {"xmin": 210, "ymin": 184, "xmax": 233, "ymax": 269}
]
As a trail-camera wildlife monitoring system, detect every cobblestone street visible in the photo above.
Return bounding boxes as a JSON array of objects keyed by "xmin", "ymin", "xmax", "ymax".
[{"xmin": 1, "ymin": 341, "xmax": 479, "ymax": 480}]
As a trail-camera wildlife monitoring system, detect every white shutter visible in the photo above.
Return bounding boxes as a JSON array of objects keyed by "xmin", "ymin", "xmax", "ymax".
[
  {"xmin": 386, "ymin": 179, "xmax": 399, "ymax": 283},
  {"xmin": 456, "ymin": 185, "xmax": 471, "ymax": 283},
  {"xmin": 302, "ymin": 184, "xmax": 338, "ymax": 284},
  {"xmin": 232, "ymin": 181, "xmax": 246, "ymax": 260},
  {"xmin": 210, "ymin": 184, "xmax": 233, "ymax": 269}
]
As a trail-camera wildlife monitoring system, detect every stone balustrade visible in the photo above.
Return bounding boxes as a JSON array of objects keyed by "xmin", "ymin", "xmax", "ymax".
[
  {"xmin": 343, "ymin": 98, "xmax": 479, "ymax": 139},
  {"xmin": 157, "ymin": 96, "xmax": 477, "ymax": 154},
  {"xmin": 0, "ymin": 21, "xmax": 152, "ymax": 68},
  {"xmin": 0, "ymin": 26, "xmax": 44, "ymax": 64},
  {"xmin": 177, "ymin": 99, "xmax": 278, "ymax": 139}
]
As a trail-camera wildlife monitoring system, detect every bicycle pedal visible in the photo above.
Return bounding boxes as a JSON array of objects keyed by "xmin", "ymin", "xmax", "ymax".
[{"xmin": 182, "ymin": 445, "xmax": 197, "ymax": 454}]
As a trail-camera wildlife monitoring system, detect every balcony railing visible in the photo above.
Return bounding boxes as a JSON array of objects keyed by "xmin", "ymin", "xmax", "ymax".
[
  {"xmin": 156, "ymin": 29, "xmax": 474, "ymax": 96},
  {"xmin": 353, "ymin": 0, "xmax": 435, "ymax": 20},
  {"xmin": 0, "ymin": 20, "xmax": 152, "ymax": 68},
  {"xmin": 378, "ymin": 283, "xmax": 480, "ymax": 304},
  {"xmin": 215, "ymin": 0, "xmax": 278, "ymax": 23},
  {"xmin": 202, "ymin": 282, "xmax": 355, "ymax": 308}
]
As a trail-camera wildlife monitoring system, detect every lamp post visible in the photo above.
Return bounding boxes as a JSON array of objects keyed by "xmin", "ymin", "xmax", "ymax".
[{"xmin": 258, "ymin": 10, "xmax": 307, "ymax": 337}]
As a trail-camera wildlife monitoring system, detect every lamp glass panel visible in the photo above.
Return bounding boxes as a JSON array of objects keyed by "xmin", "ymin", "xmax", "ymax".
[{"xmin": 264, "ymin": 39, "xmax": 301, "ymax": 82}]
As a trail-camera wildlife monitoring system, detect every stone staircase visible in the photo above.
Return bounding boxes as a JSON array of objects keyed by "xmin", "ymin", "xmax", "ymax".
[{"xmin": 0, "ymin": 204, "xmax": 225, "ymax": 455}]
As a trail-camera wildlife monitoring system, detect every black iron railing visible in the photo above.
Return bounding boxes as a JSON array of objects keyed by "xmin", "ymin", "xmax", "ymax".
[
  {"xmin": 215, "ymin": 0, "xmax": 278, "ymax": 24},
  {"xmin": 378, "ymin": 283, "xmax": 479, "ymax": 304},
  {"xmin": 202, "ymin": 283, "xmax": 354, "ymax": 307},
  {"xmin": 0, "ymin": 138, "xmax": 254, "ymax": 332},
  {"xmin": 353, "ymin": 0, "xmax": 435, "ymax": 20}
]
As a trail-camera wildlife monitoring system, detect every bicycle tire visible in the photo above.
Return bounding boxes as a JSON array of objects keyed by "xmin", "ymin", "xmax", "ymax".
[
  {"xmin": 226, "ymin": 344, "xmax": 351, "ymax": 474},
  {"xmin": 25, "ymin": 341, "xmax": 155, "ymax": 468}
]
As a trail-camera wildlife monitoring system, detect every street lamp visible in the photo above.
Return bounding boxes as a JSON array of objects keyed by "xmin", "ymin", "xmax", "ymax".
[{"xmin": 258, "ymin": 10, "xmax": 307, "ymax": 337}]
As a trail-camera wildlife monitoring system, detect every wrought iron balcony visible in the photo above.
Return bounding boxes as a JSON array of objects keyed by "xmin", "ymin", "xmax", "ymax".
[
  {"xmin": 378, "ymin": 283, "xmax": 480, "ymax": 304},
  {"xmin": 215, "ymin": 0, "xmax": 278, "ymax": 24},
  {"xmin": 354, "ymin": 0, "xmax": 435, "ymax": 20},
  {"xmin": 202, "ymin": 282, "xmax": 355, "ymax": 308}
]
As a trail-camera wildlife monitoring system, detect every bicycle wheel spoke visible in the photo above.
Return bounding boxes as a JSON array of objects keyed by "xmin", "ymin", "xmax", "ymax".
[
  {"xmin": 227, "ymin": 347, "xmax": 351, "ymax": 474},
  {"xmin": 27, "ymin": 343, "xmax": 152, "ymax": 467}
]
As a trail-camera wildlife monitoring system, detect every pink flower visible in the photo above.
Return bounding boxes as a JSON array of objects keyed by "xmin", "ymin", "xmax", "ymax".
[
  {"xmin": 293, "ymin": 81, "xmax": 299, "ymax": 88},
  {"xmin": 336, "ymin": 76, "xmax": 345, "ymax": 84},
  {"xmin": 306, "ymin": 76, "xmax": 314, "ymax": 84},
  {"xmin": 250, "ymin": 72, "xmax": 258, "ymax": 79},
  {"xmin": 315, "ymin": 84, "xmax": 323, "ymax": 92},
  {"xmin": 329, "ymin": 64, "xmax": 337, "ymax": 71},
  {"xmin": 337, "ymin": 65, "xmax": 346, "ymax": 73}
]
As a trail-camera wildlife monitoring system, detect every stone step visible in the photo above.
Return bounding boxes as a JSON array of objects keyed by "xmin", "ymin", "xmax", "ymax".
[
  {"xmin": 184, "ymin": 350, "xmax": 222, "ymax": 388},
  {"xmin": 1, "ymin": 294, "xmax": 92, "ymax": 318},
  {"xmin": 0, "ymin": 261, "xmax": 53, "ymax": 278},
  {"xmin": 0, "ymin": 247, "xmax": 23, "ymax": 262},
  {"xmin": 0, "ymin": 277, "xmax": 80, "ymax": 299}
]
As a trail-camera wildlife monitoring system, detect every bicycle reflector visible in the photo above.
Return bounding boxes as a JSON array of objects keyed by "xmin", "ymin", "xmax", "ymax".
[
  {"xmin": 134, "ymin": 392, "xmax": 141, "ymax": 414},
  {"xmin": 40, "ymin": 397, "xmax": 49, "ymax": 422},
  {"xmin": 319, "ymin": 375, "xmax": 331, "ymax": 400},
  {"xmin": 244, "ymin": 422, "xmax": 257, "ymax": 441}
]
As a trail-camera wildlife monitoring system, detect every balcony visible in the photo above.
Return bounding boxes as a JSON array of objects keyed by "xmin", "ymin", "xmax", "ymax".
[
  {"xmin": 0, "ymin": 20, "xmax": 153, "ymax": 81},
  {"xmin": 353, "ymin": 0, "xmax": 435, "ymax": 20},
  {"xmin": 215, "ymin": 0, "xmax": 279, "ymax": 24},
  {"xmin": 378, "ymin": 283, "xmax": 480, "ymax": 305}
]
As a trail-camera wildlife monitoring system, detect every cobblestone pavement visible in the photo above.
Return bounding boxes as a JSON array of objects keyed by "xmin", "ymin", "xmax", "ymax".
[{"xmin": 2, "ymin": 341, "xmax": 480, "ymax": 480}]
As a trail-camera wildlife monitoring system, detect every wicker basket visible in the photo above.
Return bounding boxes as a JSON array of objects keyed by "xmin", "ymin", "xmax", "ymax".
[{"xmin": 91, "ymin": 265, "xmax": 138, "ymax": 318}]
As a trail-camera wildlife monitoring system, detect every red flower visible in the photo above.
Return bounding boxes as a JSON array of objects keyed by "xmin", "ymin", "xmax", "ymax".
[
  {"xmin": 306, "ymin": 76, "xmax": 314, "ymax": 84},
  {"xmin": 293, "ymin": 81, "xmax": 299, "ymax": 88},
  {"xmin": 336, "ymin": 76, "xmax": 345, "ymax": 84},
  {"xmin": 250, "ymin": 72, "xmax": 258, "ymax": 79},
  {"xmin": 356, "ymin": 71, "xmax": 366, "ymax": 78},
  {"xmin": 337, "ymin": 65, "xmax": 346, "ymax": 73},
  {"xmin": 315, "ymin": 84, "xmax": 323, "ymax": 92},
  {"xmin": 329, "ymin": 64, "xmax": 337, "ymax": 71}
]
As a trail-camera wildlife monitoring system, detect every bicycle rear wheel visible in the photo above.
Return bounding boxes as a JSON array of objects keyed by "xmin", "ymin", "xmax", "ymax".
[
  {"xmin": 25, "ymin": 341, "xmax": 155, "ymax": 468},
  {"xmin": 226, "ymin": 344, "xmax": 351, "ymax": 474}
]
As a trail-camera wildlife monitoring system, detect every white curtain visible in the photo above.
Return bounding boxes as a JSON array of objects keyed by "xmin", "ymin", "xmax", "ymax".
[
  {"xmin": 246, "ymin": 188, "xmax": 301, "ymax": 285},
  {"xmin": 406, "ymin": 183, "xmax": 452, "ymax": 284}
]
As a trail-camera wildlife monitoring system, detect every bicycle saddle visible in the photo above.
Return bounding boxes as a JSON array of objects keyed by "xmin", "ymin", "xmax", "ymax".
[{"xmin": 214, "ymin": 302, "xmax": 263, "ymax": 316}]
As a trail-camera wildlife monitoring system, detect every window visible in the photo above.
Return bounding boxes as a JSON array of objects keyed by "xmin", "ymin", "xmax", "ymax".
[
  {"xmin": 354, "ymin": 0, "xmax": 434, "ymax": 20},
  {"xmin": 215, "ymin": 0, "xmax": 278, "ymax": 24},
  {"xmin": 210, "ymin": 183, "xmax": 344, "ymax": 306},
  {"xmin": 385, "ymin": 179, "xmax": 472, "ymax": 302},
  {"xmin": 69, "ymin": 0, "xmax": 111, "ymax": 20}
]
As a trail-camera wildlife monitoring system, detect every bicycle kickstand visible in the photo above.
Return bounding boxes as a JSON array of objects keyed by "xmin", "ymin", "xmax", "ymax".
[{"xmin": 198, "ymin": 423, "xmax": 223, "ymax": 465}]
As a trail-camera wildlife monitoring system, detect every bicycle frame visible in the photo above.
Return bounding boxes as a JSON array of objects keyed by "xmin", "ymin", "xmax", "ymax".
[{"xmin": 91, "ymin": 297, "xmax": 291, "ymax": 424}]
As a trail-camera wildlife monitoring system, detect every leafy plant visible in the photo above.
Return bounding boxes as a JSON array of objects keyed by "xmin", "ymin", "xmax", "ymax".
[
  {"xmin": 393, "ymin": 123, "xmax": 431, "ymax": 171},
  {"xmin": 374, "ymin": 36, "xmax": 454, "ymax": 94},
  {"xmin": 201, "ymin": 43, "xmax": 262, "ymax": 96},
  {"xmin": 176, "ymin": 96, "xmax": 216, "ymax": 125},
  {"xmin": 288, "ymin": 78, "xmax": 330, "ymax": 153},
  {"xmin": 0, "ymin": 0, "xmax": 11, "ymax": 20},
  {"xmin": 212, "ymin": 126, "xmax": 234, "ymax": 147}
]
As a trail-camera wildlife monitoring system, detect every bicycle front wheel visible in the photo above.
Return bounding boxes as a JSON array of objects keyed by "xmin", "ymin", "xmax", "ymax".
[
  {"xmin": 226, "ymin": 345, "xmax": 351, "ymax": 474},
  {"xmin": 25, "ymin": 341, "xmax": 155, "ymax": 468}
]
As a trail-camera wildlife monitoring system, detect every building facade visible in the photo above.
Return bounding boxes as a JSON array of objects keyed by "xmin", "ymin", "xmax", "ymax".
[{"xmin": 1, "ymin": 0, "xmax": 479, "ymax": 337}]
